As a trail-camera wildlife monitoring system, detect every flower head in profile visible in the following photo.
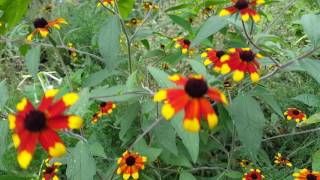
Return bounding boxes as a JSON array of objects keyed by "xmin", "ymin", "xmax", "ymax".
[
  {"xmin": 222, "ymin": 48, "xmax": 262, "ymax": 83},
  {"xmin": 117, "ymin": 151, "xmax": 147, "ymax": 180},
  {"xmin": 284, "ymin": 108, "xmax": 307, "ymax": 123},
  {"xmin": 174, "ymin": 37, "xmax": 192, "ymax": 54},
  {"xmin": 154, "ymin": 74, "xmax": 228, "ymax": 132},
  {"xmin": 91, "ymin": 101, "xmax": 116, "ymax": 124},
  {"xmin": 8, "ymin": 89, "xmax": 83, "ymax": 169},
  {"xmin": 201, "ymin": 48, "xmax": 230, "ymax": 72},
  {"xmin": 27, "ymin": 18, "xmax": 67, "ymax": 42},
  {"xmin": 42, "ymin": 158, "xmax": 62, "ymax": 180},
  {"xmin": 274, "ymin": 153, "xmax": 293, "ymax": 168},
  {"xmin": 293, "ymin": 169, "xmax": 320, "ymax": 180},
  {"xmin": 143, "ymin": 1, "xmax": 159, "ymax": 11},
  {"xmin": 219, "ymin": 0, "xmax": 264, "ymax": 23},
  {"xmin": 68, "ymin": 42, "xmax": 78, "ymax": 61},
  {"xmin": 243, "ymin": 169, "xmax": 264, "ymax": 180},
  {"xmin": 202, "ymin": 5, "xmax": 215, "ymax": 17},
  {"xmin": 240, "ymin": 159, "xmax": 252, "ymax": 168},
  {"xmin": 97, "ymin": 0, "xmax": 114, "ymax": 7},
  {"xmin": 126, "ymin": 18, "xmax": 142, "ymax": 27}
]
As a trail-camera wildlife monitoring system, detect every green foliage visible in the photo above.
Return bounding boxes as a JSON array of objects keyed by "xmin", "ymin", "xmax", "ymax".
[
  {"xmin": 25, "ymin": 46, "xmax": 41, "ymax": 77},
  {"xmin": 301, "ymin": 14, "xmax": 320, "ymax": 46}
]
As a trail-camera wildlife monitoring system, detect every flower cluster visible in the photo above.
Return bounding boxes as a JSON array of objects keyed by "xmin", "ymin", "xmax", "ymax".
[
  {"xmin": 274, "ymin": 153, "xmax": 293, "ymax": 167},
  {"xmin": 27, "ymin": 18, "xmax": 67, "ymax": 42},
  {"xmin": 284, "ymin": 108, "xmax": 307, "ymax": 123},
  {"xmin": 117, "ymin": 151, "xmax": 147, "ymax": 180},
  {"xmin": 154, "ymin": 74, "xmax": 228, "ymax": 132},
  {"xmin": 243, "ymin": 169, "xmax": 264, "ymax": 180},
  {"xmin": 293, "ymin": 169, "xmax": 320, "ymax": 180},
  {"xmin": 240, "ymin": 159, "xmax": 252, "ymax": 168},
  {"xmin": 219, "ymin": 0, "xmax": 265, "ymax": 23},
  {"xmin": 143, "ymin": 1, "xmax": 159, "ymax": 11},
  {"xmin": 174, "ymin": 37, "xmax": 192, "ymax": 54},
  {"xmin": 8, "ymin": 89, "xmax": 83, "ymax": 169},
  {"xmin": 201, "ymin": 48, "xmax": 262, "ymax": 83},
  {"xmin": 91, "ymin": 101, "xmax": 116, "ymax": 124},
  {"xmin": 42, "ymin": 158, "xmax": 62, "ymax": 180}
]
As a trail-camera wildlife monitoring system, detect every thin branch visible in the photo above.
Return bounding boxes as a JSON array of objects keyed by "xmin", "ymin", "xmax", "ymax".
[{"xmin": 262, "ymin": 127, "xmax": 320, "ymax": 142}]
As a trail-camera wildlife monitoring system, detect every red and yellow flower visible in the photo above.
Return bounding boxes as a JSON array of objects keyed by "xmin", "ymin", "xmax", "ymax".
[
  {"xmin": 117, "ymin": 151, "xmax": 147, "ymax": 180},
  {"xmin": 8, "ymin": 89, "xmax": 83, "ymax": 169},
  {"xmin": 240, "ymin": 159, "xmax": 252, "ymax": 168},
  {"xmin": 201, "ymin": 48, "xmax": 230, "ymax": 72},
  {"xmin": 221, "ymin": 48, "xmax": 262, "ymax": 83},
  {"xmin": 293, "ymin": 169, "xmax": 320, "ymax": 180},
  {"xmin": 97, "ymin": 0, "xmax": 114, "ymax": 7},
  {"xmin": 27, "ymin": 18, "xmax": 67, "ymax": 42},
  {"xmin": 174, "ymin": 37, "xmax": 192, "ymax": 54},
  {"xmin": 143, "ymin": 1, "xmax": 159, "ymax": 11},
  {"xmin": 274, "ymin": 153, "xmax": 293, "ymax": 167},
  {"xmin": 243, "ymin": 169, "xmax": 264, "ymax": 180},
  {"xmin": 219, "ymin": 0, "xmax": 264, "ymax": 23},
  {"xmin": 91, "ymin": 101, "xmax": 116, "ymax": 124},
  {"xmin": 154, "ymin": 74, "xmax": 228, "ymax": 132},
  {"xmin": 284, "ymin": 108, "xmax": 307, "ymax": 123},
  {"xmin": 42, "ymin": 158, "xmax": 62, "ymax": 180}
]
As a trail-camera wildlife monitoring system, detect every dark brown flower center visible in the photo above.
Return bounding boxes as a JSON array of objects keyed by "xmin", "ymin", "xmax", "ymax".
[
  {"xmin": 100, "ymin": 102, "xmax": 106, "ymax": 108},
  {"xmin": 126, "ymin": 156, "xmax": 136, "ymax": 166},
  {"xmin": 307, "ymin": 174, "xmax": 317, "ymax": 180},
  {"xmin": 185, "ymin": 78, "xmax": 208, "ymax": 98},
  {"xmin": 216, "ymin": 51, "xmax": 225, "ymax": 58},
  {"xmin": 33, "ymin": 18, "xmax": 48, "ymax": 28},
  {"xmin": 183, "ymin": 39, "xmax": 191, "ymax": 46},
  {"xmin": 292, "ymin": 110, "xmax": 300, "ymax": 115},
  {"xmin": 240, "ymin": 50, "xmax": 255, "ymax": 62},
  {"xmin": 235, "ymin": 0, "xmax": 249, "ymax": 10},
  {"xmin": 24, "ymin": 110, "xmax": 47, "ymax": 132},
  {"xmin": 45, "ymin": 166, "xmax": 55, "ymax": 174},
  {"xmin": 251, "ymin": 173, "xmax": 258, "ymax": 179}
]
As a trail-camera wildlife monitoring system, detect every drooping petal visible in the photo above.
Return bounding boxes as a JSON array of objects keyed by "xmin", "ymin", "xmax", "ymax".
[
  {"xmin": 207, "ymin": 88, "xmax": 228, "ymax": 105},
  {"xmin": 199, "ymin": 98, "xmax": 218, "ymax": 129},
  {"xmin": 39, "ymin": 128, "xmax": 66, "ymax": 157},
  {"xmin": 46, "ymin": 92, "xmax": 79, "ymax": 118},
  {"xmin": 17, "ymin": 132, "xmax": 38, "ymax": 169},
  {"xmin": 183, "ymin": 99, "xmax": 201, "ymax": 132},
  {"xmin": 161, "ymin": 90, "xmax": 189, "ymax": 120}
]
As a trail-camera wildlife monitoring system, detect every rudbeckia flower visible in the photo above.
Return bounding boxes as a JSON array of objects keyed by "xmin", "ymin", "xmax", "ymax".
[
  {"xmin": 202, "ymin": 5, "xmax": 215, "ymax": 17},
  {"xmin": 154, "ymin": 74, "xmax": 228, "ymax": 132},
  {"xmin": 42, "ymin": 158, "xmax": 62, "ymax": 180},
  {"xmin": 126, "ymin": 18, "xmax": 142, "ymax": 27},
  {"xmin": 219, "ymin": 0, "xmax": 264, "ymax": 23},
  {"xmin": 293, "ymin": 169, "xmax": 320, "ymax": 180},
  {"xmin": 243, "ymin": 169, "xmax": 265, "ymax": 180},
  {"xmin": 97, "ymin": 0, "xmax": 114, "ymax": 7},
  {"xmin": 8, "ymin": 89, "xmax": 83, "ymax": 169},
  {"xmin": 117, "ymin": 151, "xmax": 147, "ymax": 180},
  {"xmin": 160, "ymin": 63, "xmax": 170, "ymax": 70},
  {"xmin": 222, "ymin": 48, "xmax": 262, "ymax": 83},
  {"xmin": 27, "ymin": 18, "xmax": 67, "ymax": 42},
  {"xmin": 173, "ymin": 37, "xmax": 192, "ymax": 54},
  {"xmin": 67, "ymin": 43, "xmax": 78, "ymax": 61},
  {"xmin": 201, "ymin": 48, "xmax": 230, "ymax": 72},
  {"xmin": 91, "ymin": 102, "xmax": 116, "ymax": 124},
  {"xmin": 274, "ymin": 153, "xmax": 293, "ymax": 167},
  {"xmin": 143, "ymin": 1, "xmax": 159, "ymax": 11},
  {"xmin": 240, "ymin": 159, "xmax": 252, "ymax": 168},
  {"xmin": 284, "ymin": 108, "xmax": 307, "ymax": 123}
]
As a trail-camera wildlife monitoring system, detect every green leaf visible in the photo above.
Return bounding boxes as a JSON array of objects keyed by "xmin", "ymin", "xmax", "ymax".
[
  {"xmin": 118, "ymin": 0, "xmax": 135, "ymax": 18},
  {"xmin": 229, "ymin": 94, "xmax": 266, "ymax": 157},
  {"xmin": 164, "ymin": 3, "xmax": 192, "ymax": 12},
  {"xmin": 119, "ymin": 103, "xmax": 140, "ymax": 140},
  {"xmin": 153, "ymin": 120, "xmax": 178, "ymax": 155},
  {"xmin": 171, "ymin": 112, "xmax": 199, "ymax": 163},
  {"xmin": 90, "ymin": 85, "xmax": 145, "ymax": 102},
  {"xmin": 0, "ymin": 121, "xmax": 8, "ymax": 159},
  {"xmin": 0, "ymin": 80, "xmax": 8, "ymax": 111},
  {"xmin": 83, "ymin": 69, "xmax": 120, "ymax": 87},
  {"xmin": 299, "ymin": 112, "xmax": 320, "ymax": 126},
  {"xmin": 168, "ymin": 14, "xmax": 192, "ymax": 32},
  {"xmin": 0, "ymin": 0, "xmax": 32, "ymax": 34},
  {"xmin": 25, "ymin": 46, "xmax": 41, "ymax": 77},
  {"xmin": 179, "ymin": 172, "xmax": 197, "ymax": 180},
  {"xmin": 126, "ymin": 70, "xmax": 138, "ymax": 91},
  {"xmin": 191, "ymin": 16, "xmax": 228, "ymax": 47},
  {"xmin": 147, "ymin": 66, "xmax": 174, "ymax": 88},
  {"xmin": 301, "ymin": 14, "xmax": 320, "ymax": 46},
  {"xmin": 66, "ymin": 141, "xmax": 96, "ymax": 180},
  {"xmin": 98, "ymin": 15, "xmax": 120, "ymax": 68},
  {"xmin": 313, "ymin": 150, "xmax": 320, "ymax": 171},
  {"xmin": 133, "ymin": 139, "xmax": 162, "ymax": 162},
  {"xmin": 291, "ymin": 94, "xmax": 320, "ymax": 107},
  {"xmin": 89, "ymin": 142, "xmax": 107, "ymax": 158},
  {"xmin": 68, "ymin": 88, "xmax": 91, "ymax": 117},
  {"xmin": 298, "ymin": 59, "xmax": 320, "ymax": 84},
  {"xmin": 225, "ymin": 171, "xmax": 243, "ymax": 178}
]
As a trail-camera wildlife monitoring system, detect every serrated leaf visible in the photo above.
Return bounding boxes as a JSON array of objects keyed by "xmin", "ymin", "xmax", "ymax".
[
  {"xmin": 298, "ymin": 59, "xmax": 320, "ymax": 84},
  {"xmin": 171, "ymin": 112, "xmax": 199, "ymax": 163},
  {"xmin": 98, "ymin": 15, "xmax": 120, "ymax": 68},
  {"xmin": 153, "ymin": 120, "xmax": 178, "ymax": 155},
  {"xmin": 25, "ymin": 46, "xmax": 41, "ymax": 77},
  {"xmin": 301, "ymin": 14, "xmax": 320, "ymax": 46},
  {"xmin": 89, "ymin": 142, "xmax": 107, "ymax": 158},
  {"xmin": 119, "ymin": 103, "xmax": 140, "ymax": 140},
  {"xmin": 191, "ymin": 16, "xmax": 228, "ymax": 47},
  {"xmin": 291, "ymin": 94, "xmax": 320, "ymax": 107},
  {"xmin": 66, "ymin": 141, "xmax": 96, "ymax": 180},
  {"xmin": 229, "ymin": 94, "xmax": 266, "ymax": 157},
  {"xmin": 147, "ymin": 66, "xmax": 174, "ymax": 88}
]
